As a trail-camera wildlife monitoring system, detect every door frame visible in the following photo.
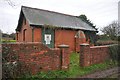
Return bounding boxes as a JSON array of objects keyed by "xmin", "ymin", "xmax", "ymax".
[{"xmin": 41, "ymin": 27, "xmax": 55, "ymax": 48}]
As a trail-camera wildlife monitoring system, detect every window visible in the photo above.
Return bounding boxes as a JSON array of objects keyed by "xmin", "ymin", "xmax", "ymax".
[{"xmin": 23, "ymin": 29, "xmax": 27, "ymax": 41}]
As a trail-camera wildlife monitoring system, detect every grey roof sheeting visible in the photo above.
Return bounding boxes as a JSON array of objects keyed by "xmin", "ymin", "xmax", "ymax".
[{"xmin": 21, "ymin": 6, "xmax": 97, "ymax": 31}]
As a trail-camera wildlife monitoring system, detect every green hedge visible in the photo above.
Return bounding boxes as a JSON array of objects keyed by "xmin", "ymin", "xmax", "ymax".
[
  {"xmin": 108, "ymin": 44, "xmax": 120, "ymax": 64},
  {"xmin": 117, "ymin": 36, "xmax": 120, "ymax": 41}
]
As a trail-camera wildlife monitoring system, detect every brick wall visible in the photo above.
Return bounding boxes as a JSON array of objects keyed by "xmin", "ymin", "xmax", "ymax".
[
  {"xmin": 80, "ymin": 44, "xmax": 109, "ymax": 67},
  {"xmin": 58, "ymin": 44, "xmax": 70, "ymax": 70},
  {"xmin": 2, "ymin": 42, "xmax": 70, "ymax": 74}
]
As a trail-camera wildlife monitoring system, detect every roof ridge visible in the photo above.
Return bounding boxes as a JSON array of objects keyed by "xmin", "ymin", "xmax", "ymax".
[{"xmin": 21, "ymin": 6, "xmax": 77, "ymax": 18}]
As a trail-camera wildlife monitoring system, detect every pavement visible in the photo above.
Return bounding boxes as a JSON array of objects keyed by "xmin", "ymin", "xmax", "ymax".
[{"xmin": 79, "ymin": 67, "xmax": 120, "ymax": 78}]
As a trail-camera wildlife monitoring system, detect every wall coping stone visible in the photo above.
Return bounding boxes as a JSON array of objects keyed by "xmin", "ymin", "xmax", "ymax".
[
  {"xmin": 58, "ymin": 44, "xmax": 69, "ymax": 48},
  {"xmin": 90, "ymin": 46, "xmax": 108, "ymax": 48},
  {"xmin": 80, "ymin": 43, "xmax": 89, "ymax": 46}
]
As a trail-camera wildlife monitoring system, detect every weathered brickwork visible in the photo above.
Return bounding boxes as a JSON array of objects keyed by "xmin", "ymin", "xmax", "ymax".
[
  {"xmin": 2, "ymin": 43, "xmax": 70, "ymax": 74},
  {"xmin": 80, "ymin": 44, "xmax": 109, "ymax": 67},
  {"xmin": 55, "ymin": 29, "xmax": 87, "ymax": 52},
  {"xmin": 16, "ymin": 19, "xmax": 32, "ymax": 42},
  {"xmin": 75, "ymin": 38, "xmax": 86, "ymax": 52},
  {"xmin": 55, "ymin": 29, "xmax": 77, "ymax": 51},
  {"xmin": 58, "ymin": 45, "xmax": 70, "ymax": 70}
]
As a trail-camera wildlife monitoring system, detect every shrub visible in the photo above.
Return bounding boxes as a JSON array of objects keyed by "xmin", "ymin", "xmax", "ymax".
[
  {"xmin": 108, "ymin": 44, "xmax": 120, "ymax": 64},
  {"xmin": 2, "ymin": 44, "xmax": 31, "ymax": 79},
  {"xmin": 118, "ymin": 36, "xmax": 120, "ymax": 41},
  {"xmin": 2, "ymin": 61, "xmax": 19, "ymax": 78}
]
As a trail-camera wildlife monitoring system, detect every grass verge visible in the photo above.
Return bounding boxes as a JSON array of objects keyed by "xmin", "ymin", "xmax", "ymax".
[{"xmin": 2, "ymin": 39, "xmax": 16, "ymax": 43}]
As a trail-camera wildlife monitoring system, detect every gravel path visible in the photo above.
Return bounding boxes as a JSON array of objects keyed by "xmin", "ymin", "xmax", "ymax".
[{"xmin": 80, "ymin": 67, "xmax": 120, "ymax": 78}]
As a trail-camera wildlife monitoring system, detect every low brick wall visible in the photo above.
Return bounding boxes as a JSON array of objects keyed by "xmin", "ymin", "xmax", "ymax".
[
  {"xmin": 2, "ymin": 42, "xmax": 70, "ymax": 74},
  {"xmin": 90, "ymin": 46, "xmax": 109, "ymax": 65},
  {"xmin": 80, "ymin": 44, "xmax": 109, "ymax": 67},
  {"xmin": 19, "ymin": 48, "xmax": 61, "ymax": 74}
]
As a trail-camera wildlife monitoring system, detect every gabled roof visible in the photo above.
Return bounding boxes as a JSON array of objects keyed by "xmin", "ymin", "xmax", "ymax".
[{"xmin": 16, "ymin": 6, "xmax": 97, "ymax": 31}]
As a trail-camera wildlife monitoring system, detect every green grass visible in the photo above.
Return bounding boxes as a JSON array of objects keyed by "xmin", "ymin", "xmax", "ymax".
[
  {"xmin": 65, "ymin": 53, "xmax": 118, "ymax": 78},
  {"xmin": 22, "ymin": 52, "xmax": 118, "ymax": 78},
  {"xmin": 2, "ymin": 39, "xmax": 16, "ymax": 43}
]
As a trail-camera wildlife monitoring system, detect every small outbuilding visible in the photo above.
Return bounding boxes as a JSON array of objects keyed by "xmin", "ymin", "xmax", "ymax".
[{"xmin": 16, "ymin": 6, "xmax": 97, "ymax": 52}]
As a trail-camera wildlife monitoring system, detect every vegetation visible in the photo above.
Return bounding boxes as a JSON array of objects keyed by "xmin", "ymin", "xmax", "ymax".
[
  {"xmin": 2, "ymin": 45, "xmax": 31, "ymax": 78},
  {"xmin": 96, "ymin": 34, "xmax": 118, "ymax": 46},
  {"xmin": 3, "ymin": 51, "xmax": 118, "ymax": 79},
  {"xmin": 2, "ymin": 39, "xmax": 16, "ymax": 43},
  {"xmin": 101, "ymin": 21, "xmax": 119, "ymax": 41},
  {"xmin": 1, "ymin": 32, "xmax": 16, "ymax": 43},
  {"xmin": 109, "ymin": 44, "xmax": 120, "ymax": 64},
  {"xmin": 96, "ymin": 40, "xmax": 118, "ymax": 46},
  {"xmin": 2, "ymin": 44, "xmax": 118, "ymax": 78},
  {"xmin": 77, "ymin": 14, "xmax": 98, "ymax": 44},
  {"xmin": 77, "ymin": 14, "xmax": 97, "ymax": 29},
  {"xmin": 97, "ymin": 34, "xmax": 111, "ymax": 41},
  {"xmin": 97, "ymin": 21, "xmax": 119, "ymax": 45},
  {"xmin": 21, "ymin": 52, "xmax": 118, "ymax": 79},
  {"xmin": 118, "ymin": 36, "xmax": 120, "ymax": 41},
  {"xmin": 2, "ymin": 33, "xmax": 15, "ymax": 40},
  {"xmin": 2, "ymin": 45, "xmax": 19, "ymax": 78}
]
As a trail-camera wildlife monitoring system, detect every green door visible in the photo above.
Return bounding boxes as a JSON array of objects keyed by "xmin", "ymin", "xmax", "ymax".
[{"xmin": 42, "ymin": 28, "xmax": 54, "ymax": 48}]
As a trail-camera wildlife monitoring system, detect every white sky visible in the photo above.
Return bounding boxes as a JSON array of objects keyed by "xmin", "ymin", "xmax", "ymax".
[{"xmin": 0, "ymin": 0, "xmax": 119, "ymax": 34}]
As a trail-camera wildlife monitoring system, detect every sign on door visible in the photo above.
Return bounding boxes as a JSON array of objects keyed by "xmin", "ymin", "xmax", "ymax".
[{"xmin": 45, "ymin": 34, "xmax": 51, "ymax": 44}]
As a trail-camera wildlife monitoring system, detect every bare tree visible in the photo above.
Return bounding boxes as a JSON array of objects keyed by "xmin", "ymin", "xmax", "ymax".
[
  {"xmin": 101, "ymin": 21, "xmax": 119, "ymax": 40},
  {"xmin": 4, "ymin": 0, "xmax": 16, "ymax": 7}
]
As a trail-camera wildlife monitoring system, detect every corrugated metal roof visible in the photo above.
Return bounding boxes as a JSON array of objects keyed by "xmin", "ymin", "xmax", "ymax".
[{"xmin": 22, "ymin": 6, "xmax": 97, "ymax": 31}]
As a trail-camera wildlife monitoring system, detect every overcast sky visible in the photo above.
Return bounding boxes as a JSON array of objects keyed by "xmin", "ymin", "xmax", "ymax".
[{"xmin": 0, "ymin": 0, "xmax": 119, "ymax": 34}]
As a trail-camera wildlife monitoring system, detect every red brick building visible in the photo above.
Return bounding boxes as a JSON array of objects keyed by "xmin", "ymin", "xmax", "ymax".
[{"xmin": 16, "ymin": 6, "xmax": 97, "ymax": 52}]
